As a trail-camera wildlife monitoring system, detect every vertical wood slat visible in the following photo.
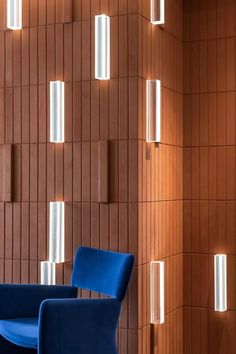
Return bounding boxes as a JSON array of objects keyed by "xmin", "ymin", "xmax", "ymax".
[
  {"xmin": 137, "ymin": 1, "xmax": 185, "ymax": 353},
  {"xmin": 183, "ymin": 1, "xmax": 236, "ymax": 354},
  {"xmin": 0, "ymin": 1, "xmax": 152, "ymax": 354},
  {"xmin": 3, "ymin": 144, "xmax": 13, "ymax": 202},
  {"xmin": 99, "ymin": 141, "xmax": 109, "ymax": 203},
  {"xmin": 62, "ymin": 0, "xmax": 73, "ymax": 23}
]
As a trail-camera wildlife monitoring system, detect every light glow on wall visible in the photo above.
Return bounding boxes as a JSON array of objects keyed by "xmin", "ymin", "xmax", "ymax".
[
  {"xmin": 49, "ymin": 202, "xmax": 65, "ymax": 263},
  {"xmin": 50, "ymin": 81, "xmax": 65, "ymax": 143},
  {"xmin": 150, "ymin": 261, "xmax": 164, "ymax": 324},
  {"xmin": 214, "ymin": 254, "xmax": 227, "ymax": 312},
  {"xmin": 146, "ymin": 80, "xmax": 161, "ymax": 143},
  {"xmin": 7, "ymin": 0, "xmax": 22, "ymax": 30},
  {"xmin": 95, "ymin": 15, "xmax": 110, "ymax": 80},
  {"xmin": 40, "ymin": 261, "xmax": 56, "ymax": 285},
  {"xmin": 150, "ymin": 0, "xmax": 165, "ymax": 25}
]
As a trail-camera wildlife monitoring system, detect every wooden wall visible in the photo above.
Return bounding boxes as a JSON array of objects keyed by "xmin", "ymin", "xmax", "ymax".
[
  {"xmin": 0, "ymin": 0, "xmax": 141, "ymax": 352},
  {"xmin": 0, "ymin": 0, "xmax": 184, "ymax": 353},
  {"xmin": 137, "ymin": 1, "xmax": 183, "ymax": 353},
  {"xmin": 183, "ymin": 1, "xmax": 236, "ymax": 353}
]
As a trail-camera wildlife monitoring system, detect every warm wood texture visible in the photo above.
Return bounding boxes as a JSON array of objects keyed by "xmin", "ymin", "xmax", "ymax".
[
  {"xmin": 183, "ymin": 1, "xmax": 236, "ymax": 353},
  {"xmin": 137, "ymin": 1, "xmax": 184, "ymax": 354},
  {"xmin": 0, "ymin": 144, "xmax": 13, "ymax": 202},
  {"xmin": 0, "ymin": 1, "xmax": 143, "ymax": 353},
  {"xmin": 0, "ymin": 0, "xmax": 185, "ymax": 353},
  {"xmin": 62, "ymin": 0, "xmax": 73, "ymax": 23},
  {"xmin": 99, "ymin": 140, "xmax": 109, "ymax": 203},
  {"xmin": 3, "ymin": 144, "xmax": 13, "ymax": 201}
]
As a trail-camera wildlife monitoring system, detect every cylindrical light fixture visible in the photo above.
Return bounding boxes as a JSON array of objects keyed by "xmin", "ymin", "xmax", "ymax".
[
  {"xmin": 50, "ymin": 81, "xmax": 65, "ymax": 143},
  {"xmin": 146, "ymin": 80, "xmax": 161, "ymax": 143},
  {"xmin": 7, "ymin": 0, "xmax": 22, "ymax": 30},
  {"xmin": 214, "ymin": 254, "xmax": 227, "ymax": 312},
  {"xmin": 150, "ymin": 260, "xmax": 164, "ymax": 324},
  {"xmin": 41, "ymin": 261, "xmax": 56, "ymax": 285},
  {"xmin": 150, "ymin": 0, "xmax": 165, "ymax": 25},
  {"xmin": 95, "ymin": 15, "xmax": 110, "ymax": 80},
  {"xmin": 49, "ymin": 202, "xmax": 65, "ymax": 263}
]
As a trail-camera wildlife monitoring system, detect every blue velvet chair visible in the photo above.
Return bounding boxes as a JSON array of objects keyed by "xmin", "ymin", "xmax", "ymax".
[{"xmin": 0, "ymin": 247, "xmax": 134, "ymax": 354}]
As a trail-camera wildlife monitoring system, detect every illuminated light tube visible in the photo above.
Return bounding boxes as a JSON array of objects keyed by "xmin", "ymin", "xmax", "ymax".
[
  {"xmin": 150, "ymin": 261, "xmax": 164, "ymax": 324},
  {"xmin": 150, "ymin": 0, "xmax": 165, "ymax": 25},
  {"xmin": 40, "ymin": 261, "xmax": 56, "ymax": 285},
  {"xmin": 214, "ymin": 254, "xmax": 227, "ymax": 312},
  {"xmin": 49, "ymin": 202, "xmax": 65, "ymax": 263},
  {"xmin": 146, "ymin": 80, "xmax": 161, "ymax": 143},
  {"xmin": 95, "ymin": 15, "xmax": 110, "ymax": 80},
  {"xmin": 7, "ymin": 0, "xmax": 22, "ymax": 30},
  {"xmin": 50, "ymin": 81, "xmax": 65, "ymax": 143}
]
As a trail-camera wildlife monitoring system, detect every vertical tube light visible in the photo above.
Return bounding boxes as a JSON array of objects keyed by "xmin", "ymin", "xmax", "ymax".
[
  {"xmin": 146, "ymin": 80, "xmax": 161, "ymax": 143},
  {"xmin": 41, "ymin": 261, "xmax": 56, "ymax": 285},
  {"xmin": 49, "ymin": 202, "xmax": 65, "ymax": 263},
  {"xmin": 7, "ymin": 0, "xmax": 22, "ymax": 30},
  {"xmin": 95, "ymin": 15, "xmax": 110, "ymax": 80},
  {"xmin": 50, "ymin": 81, "xmax": 65, "ymax": 143},
  {"xmin": 150, "ymin": 261, "xmax": 164, "ymax": 324},
  {"xmin": 150, "ymin": 0, "xmax": 165, "ymax": 25},
  {"xmin": 214, "ymin": 254, "xmax": 227, "ymax": 312}
]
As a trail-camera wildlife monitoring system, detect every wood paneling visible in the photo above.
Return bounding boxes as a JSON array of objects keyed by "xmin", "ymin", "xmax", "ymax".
[
  {"xmin": 0, "ymin": 144, "xmax": 13, "ymax": 202},
  {"xmin": 62, "ymin": 0, "xmax": 73, "ymax": 23},
  {"xmin": 98, "ymin": 140, "xmax": 109, "ymax": 203},
  {"xmin": 183, "ymin": 1, "xmax": 236, "ymax": 353},
  {"xmin": 0, "ymin": 0, "xmax": 185, "ymax": 354},
  {"xmin": 0, "ymin": 1, "xmax": 143, "ymax": 353},
  {"xmin": 138, "ymin": 1, "xmax": 184, "ymax": 354}
]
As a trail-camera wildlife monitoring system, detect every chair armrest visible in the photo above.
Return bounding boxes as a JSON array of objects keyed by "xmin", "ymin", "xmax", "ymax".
[
  {"xmin": 38, "ymin": 298, "xmax": 121, "ymax": 354},
  {"xmin": 0, "ymin": 284, "xmax": 77, "ymax": 319}
]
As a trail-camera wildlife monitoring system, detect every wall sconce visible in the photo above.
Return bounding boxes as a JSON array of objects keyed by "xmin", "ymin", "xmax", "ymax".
[
  {"xmin": 50, "ymin": 81, "xmax": 65, "ymax": 143},
  {"xmin": 214, "ymin": 254, "xmax": 227, "ymax": 312},
  {"xmin": 150, "ymin": 261, "xmax": 164, "ymax": 324},
  {"xmin": 40, "ymin": 261, "xmax": 56, "ymax": 285},
  {"xmin": 49, "ymin": 202, "xmax": 65, "ymax": 263},
  {"xmin": 95, "ymin": 15, "xmax": 110, "ymax": 80},
  {"xmin": 7, "ymin": 0, "xmax": 22, "ymax": 30},
  {"xmin": 150, "ymin": 0, "xmax": 165, "ymax": 25},
  {"xmin": 146, "ymin": 80, "xmax": 161, "ymax": 143}
]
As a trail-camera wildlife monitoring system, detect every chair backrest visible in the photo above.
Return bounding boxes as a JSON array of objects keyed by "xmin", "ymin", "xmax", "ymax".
[{"xmin": 71, "ymin": 247, "xmax": 134, "ymax": 301}]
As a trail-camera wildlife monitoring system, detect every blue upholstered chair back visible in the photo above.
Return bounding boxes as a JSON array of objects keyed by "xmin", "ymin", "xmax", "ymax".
[{"xmin": 71, "ymin": 247, "xmax": 134, "ymax": 301}]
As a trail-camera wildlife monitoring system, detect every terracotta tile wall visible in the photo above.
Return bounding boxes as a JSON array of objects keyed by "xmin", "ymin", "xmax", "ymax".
[
  {"xmin": 138, "ymin": 1, "xmax": 184, "ymax": 353},
  {"xmin": 0, "ymin": 0, "xmax": 185, "ymax": 353},
  {"xmin": 0, "ymin": 0, "xmax": 141, "ymax": 352},
  {"xmin": 183, "ymin": 0, "xmax": 236, "ymax": 353}
]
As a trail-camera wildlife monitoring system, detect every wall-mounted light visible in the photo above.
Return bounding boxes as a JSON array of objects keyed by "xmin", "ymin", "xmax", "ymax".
[
  {"xmin": 40, "ymin": 261, "xmax": 56, "ymax": 285},
  {"xmin": 95, "ymin": 15, "xmax": 110, "ymax": 80},
  {"xmin": 150, "ymin": 0, "xmax": 165, "ymax": 25},
  {"xmin": 50, "ymin": 81, "xmax": 65, "ymax": 143},
  {"xmin": 150, "ymin": 261, "xmax": 164, "ymax": 324},
  {"xmin": 49, "ymin": 202, "xmax": 65, "ymax": 263},
  {"xmin": 214, "ymin": 254, "xmax": 227, "ymax": 312},
  {"xmin": 7, "ymin": 0, "xmax": 22, "ymax": 30},
  {"xmin": 146, "ymin": 80, "xmax": 161, "ymax": 143}
]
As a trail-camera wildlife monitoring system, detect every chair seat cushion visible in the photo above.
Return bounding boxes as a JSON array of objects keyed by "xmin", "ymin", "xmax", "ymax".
[{"xmin": 0, "ymin": 318, "xmax": 38, "ymax": 349}]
